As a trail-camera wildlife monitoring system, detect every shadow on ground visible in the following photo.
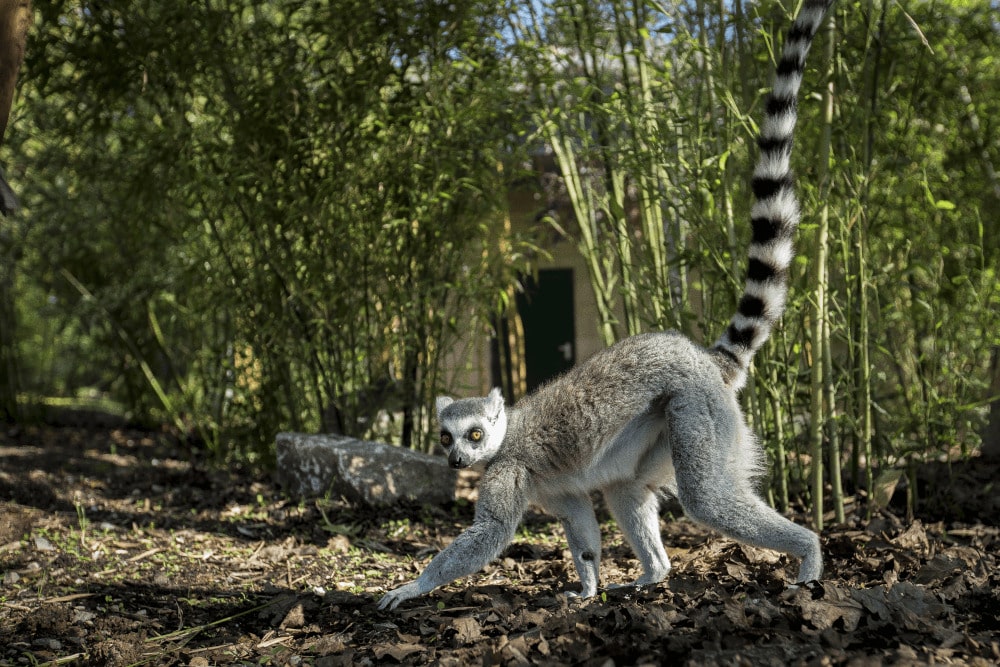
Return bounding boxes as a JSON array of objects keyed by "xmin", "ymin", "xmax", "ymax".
[{"xmin": 1, "ymin": 421, "xmax": 998, "ymax": 666}]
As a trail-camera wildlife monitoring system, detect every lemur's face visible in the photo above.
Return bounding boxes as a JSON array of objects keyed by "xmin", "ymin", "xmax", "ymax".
[{"xmin": 435, "ymin": 387, "xmax": 507, "ymax": 470}]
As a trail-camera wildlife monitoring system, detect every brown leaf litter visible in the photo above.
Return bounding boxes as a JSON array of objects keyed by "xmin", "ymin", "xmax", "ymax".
[{"xmin": 0, "ymin": 424, "xmax": 998, "ymax": 665}]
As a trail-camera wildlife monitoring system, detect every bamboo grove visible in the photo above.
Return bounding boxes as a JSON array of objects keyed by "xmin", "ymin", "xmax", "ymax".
[{"xmin": 1, "ymin": 0, "xmax": 998, "ymax": 521}]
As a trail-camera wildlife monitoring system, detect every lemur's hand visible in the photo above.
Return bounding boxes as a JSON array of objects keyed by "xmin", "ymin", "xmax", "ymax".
[{"xmin": 378, "ymin": 580, "xmax": 424, "ymax": 611}]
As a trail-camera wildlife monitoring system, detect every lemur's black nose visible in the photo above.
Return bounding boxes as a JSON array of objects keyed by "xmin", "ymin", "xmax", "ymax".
[{"xmin": 449, "ymin": 456, "xmax": 465, "ymax": 469}]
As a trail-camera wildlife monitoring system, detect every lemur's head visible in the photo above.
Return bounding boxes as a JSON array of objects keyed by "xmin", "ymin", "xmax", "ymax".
[{"xmin": 435, "ymin": 387, "xmax": 507, "ymax": 470}]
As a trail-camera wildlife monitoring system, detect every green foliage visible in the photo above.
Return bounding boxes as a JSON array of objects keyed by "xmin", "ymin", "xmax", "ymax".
[
  {"xmin": 4, "ymin": 0, "xmax": 998, "ymax": 499},
  {"xmin": 12, "ymin": 0, "xmax": 530, "ymax": 457}
]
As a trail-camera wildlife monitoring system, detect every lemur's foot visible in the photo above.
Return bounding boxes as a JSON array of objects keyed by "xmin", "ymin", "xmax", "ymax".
[
  {"xmin": 563, "ymin": 582, "xmax": 598, "ymax": 599},
  {"xmin": 608, "ymin": 565, "xmax": 671, "ymax": 591}
]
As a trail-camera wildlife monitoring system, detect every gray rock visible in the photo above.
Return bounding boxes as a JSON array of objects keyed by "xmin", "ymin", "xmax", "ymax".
[
  {"xmin": 33, "ymin": 535, "xmax": 55, "ymax": 552},
  {"xmin": 275, "ymin": 433, "xmax": 456, "ymax": 508}
]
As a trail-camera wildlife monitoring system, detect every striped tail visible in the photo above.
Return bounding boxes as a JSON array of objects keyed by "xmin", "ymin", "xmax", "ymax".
[{"xmin": 711, "ymin": 0, "xmax": 836, "ymax": 390}]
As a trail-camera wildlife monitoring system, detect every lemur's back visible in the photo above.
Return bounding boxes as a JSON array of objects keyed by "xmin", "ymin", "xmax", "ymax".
[{"xmin": 505, "ymin": 331, "xmax": 721, "ymax": 473}]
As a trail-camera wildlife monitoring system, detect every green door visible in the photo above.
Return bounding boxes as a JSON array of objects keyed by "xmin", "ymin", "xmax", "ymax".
[{"xmin": 516, "ymin": 269, "xmax": 576, "ymax": 393}]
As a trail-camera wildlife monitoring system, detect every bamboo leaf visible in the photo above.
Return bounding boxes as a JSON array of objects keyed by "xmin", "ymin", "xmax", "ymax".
[{"xmin": 869, "ymin": 469, "xmax": 904, "ymax": 513}]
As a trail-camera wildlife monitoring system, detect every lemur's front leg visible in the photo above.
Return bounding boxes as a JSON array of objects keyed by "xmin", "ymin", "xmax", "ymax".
[
  {"xmin": 379, "ymin": 462, "xmax": 528, "ymax": 611},
  {"xmin": 379, "ymin": 517, "xmax": 513, "ymax": 610}
]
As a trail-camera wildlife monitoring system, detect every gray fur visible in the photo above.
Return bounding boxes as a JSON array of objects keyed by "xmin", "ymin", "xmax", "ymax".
[{"xmin": 379, "ymin": 0, "xmax": 834, "ymax": 611}]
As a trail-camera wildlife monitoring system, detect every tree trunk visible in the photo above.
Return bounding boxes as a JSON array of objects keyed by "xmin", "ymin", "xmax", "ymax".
[{"xmin": 0, "ymin": 1, "xmax": 31, "ymax": 418}]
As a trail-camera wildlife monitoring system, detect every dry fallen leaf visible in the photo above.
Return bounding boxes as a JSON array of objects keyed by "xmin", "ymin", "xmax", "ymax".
[
  {"xmin": 373, "ymin": 642, "xmax": 426, "ymax": 661},
  {"xmin": 796, "ymin": 583, "xmax": 864, "ymax": 632},
  {"xmin": 447, "ymin": 616, "xmax": 482, "ymax": 645}
]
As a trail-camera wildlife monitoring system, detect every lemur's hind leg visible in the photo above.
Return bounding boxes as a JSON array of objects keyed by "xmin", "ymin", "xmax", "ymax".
[
  {"xmin": 603, "ymin": 482, "xmax": 671, "ymax": 587},
  {"xmin": 545, "ymin": 493, "xmax": 602, "ymax": 597},
  {"xmin": 669, "ymin": 389, "xmax": 822, "ymax": 583}
]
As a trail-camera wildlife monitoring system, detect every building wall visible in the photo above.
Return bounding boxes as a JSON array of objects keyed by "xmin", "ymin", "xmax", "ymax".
[{"xmin": 436, "ymin": 170, "xmax": 619, "ymax": 401}]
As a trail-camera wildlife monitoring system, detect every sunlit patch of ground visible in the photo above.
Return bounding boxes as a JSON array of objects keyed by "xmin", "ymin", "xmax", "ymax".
[{"xmin": 0, "ymin": 424, "xmax": 997, "ymax": 665}]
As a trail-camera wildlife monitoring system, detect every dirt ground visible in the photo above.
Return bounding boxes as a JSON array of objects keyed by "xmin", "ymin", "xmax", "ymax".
[{"xmin": 0, "ymin": 423, "xmax": 998, "ymax": 666}]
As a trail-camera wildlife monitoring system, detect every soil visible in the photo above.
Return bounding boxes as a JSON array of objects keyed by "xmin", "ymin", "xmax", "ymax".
[{"xmin": 0, "ymin": 422, "xmax": 998, "ymax": 666}]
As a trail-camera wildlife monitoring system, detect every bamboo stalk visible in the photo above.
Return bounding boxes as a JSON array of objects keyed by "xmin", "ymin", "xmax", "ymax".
[
  {"xmin": 629, "ymin": 0, "xmax": 670, "ymax": 327},
  {"xmin": 807, "ymin": 313, "xmax": 825, "ymax": 531},
  {"xmin": 768, "ymin": 360, "xmax": 790, "ymax": 512},
  {"xmin": 855, "ymin": 215, "xmax": 875, "ymax": 516},
  {"xmin": 546, "ymin": 125, "xmax": 619, "ymax": 346},
  {"xmin": 823, "ymin": 313, "xmax": 845, "ymax": 524},
  {"xmin": 808, "ymin": 8, "xmax": 837, "ymax": 531}
]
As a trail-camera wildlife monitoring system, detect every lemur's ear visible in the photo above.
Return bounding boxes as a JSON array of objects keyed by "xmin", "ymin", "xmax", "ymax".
[
  {"xmin": 435, "ymin": 396, "xmax": 454, "ymax": 419},
  {"xmin": 485, "ymin": 387, "xmax": 505, "ymax": 421}
]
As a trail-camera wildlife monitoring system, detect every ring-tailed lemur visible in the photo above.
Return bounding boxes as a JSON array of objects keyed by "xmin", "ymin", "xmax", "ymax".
[{"xmin": 379, "ymin": 0, "xmax": 834, "ymax": 611}]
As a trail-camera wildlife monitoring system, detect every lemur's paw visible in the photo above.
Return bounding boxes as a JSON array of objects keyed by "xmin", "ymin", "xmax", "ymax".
[
  {"xmin": 378, "ymin": 581, "xmax": 423, "ymax": 611},
  {"xmin": 787, "ymin": 579, "xmax": 822, "ymax": 594},
  {"xmin": 563, "ymin": 586, "xmax": 597, "ymax": 600},
  {"xmin": 609, "ymin": 566, "xmax": 670, "ymax": 591},
  {"xmin": 607, "ymin": 582, "xmax": 648, "ymax": 592}
]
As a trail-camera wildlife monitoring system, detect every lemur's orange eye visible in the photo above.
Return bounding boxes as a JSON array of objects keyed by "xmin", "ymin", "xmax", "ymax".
[
  {"xmin": 468, "ymin": 428, "xmax": 483, "ymax": 442},
  {"xmin": 440, "ymin": 431, "xmax": 453, "ymax": 447}
]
